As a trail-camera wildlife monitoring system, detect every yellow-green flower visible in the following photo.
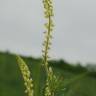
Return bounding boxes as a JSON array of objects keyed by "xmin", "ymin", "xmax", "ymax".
[{"xmin": 16, "ymin": 55, "xmax": 34, "ymax": 96}]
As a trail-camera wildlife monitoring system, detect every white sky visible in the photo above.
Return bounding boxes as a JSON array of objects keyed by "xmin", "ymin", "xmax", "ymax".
[{"xmin": 0, "ymin": 0, "xmax": 96, "ymax": 65}]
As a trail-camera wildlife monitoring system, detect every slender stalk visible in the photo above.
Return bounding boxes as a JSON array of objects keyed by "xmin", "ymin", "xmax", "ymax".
[
  {"xmin": 42, "ymin": 0, "xmax": 54, "ymax": 73},
  {"xmin": 43, "ymin": 15, "xmax": 51, "ymax": 73}
]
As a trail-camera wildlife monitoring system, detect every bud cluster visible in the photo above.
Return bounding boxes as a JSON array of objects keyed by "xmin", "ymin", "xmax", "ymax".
[
  {"xmin": 43, "ymin": 0, "xmax": 54, "ymax": 18},
  {"xmin": 45, "ymin": 67, "xmax": 58, "ymax": 96},
  {"xmin": 16, "ymin": 55, "xmax": 34, "ymax": 96}
]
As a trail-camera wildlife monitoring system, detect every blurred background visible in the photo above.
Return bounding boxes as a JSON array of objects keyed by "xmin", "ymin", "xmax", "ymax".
[
  {"xmin": 0, "ymin": 0, "xmax": 96, "ymax": 96},
  {"xmin": 0, "ymin": 0, "xmax": 96, "ymax": 64}
]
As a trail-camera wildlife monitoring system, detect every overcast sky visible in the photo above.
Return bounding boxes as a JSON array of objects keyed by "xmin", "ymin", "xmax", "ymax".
[{"xmin": 0, "ymin": 0, "xmax": 96, "ymax": 65}]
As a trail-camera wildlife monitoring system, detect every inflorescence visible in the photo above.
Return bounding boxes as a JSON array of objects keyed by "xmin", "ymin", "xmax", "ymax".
[{"xmin": 16, "ymin": 55, "xmax": 34, "ymax": 96}]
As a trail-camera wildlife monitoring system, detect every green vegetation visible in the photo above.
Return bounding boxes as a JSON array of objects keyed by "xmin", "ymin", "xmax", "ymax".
[
  {"xmin": 1, "ymin": 0, "xmax": 96, "ymax": 95},
  {"xmin": 0, "ymin": 52, "xmax": 96, "ymax": 96}
]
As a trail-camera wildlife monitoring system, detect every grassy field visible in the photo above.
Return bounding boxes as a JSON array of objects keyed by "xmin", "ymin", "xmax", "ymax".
[{"xmin": 0, "ymin": 52, "xmax": 96, "ymax": 96}]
